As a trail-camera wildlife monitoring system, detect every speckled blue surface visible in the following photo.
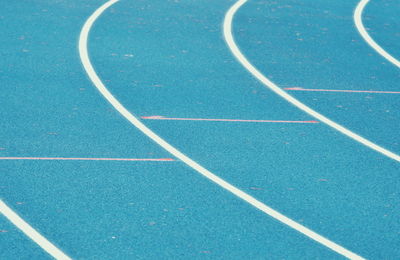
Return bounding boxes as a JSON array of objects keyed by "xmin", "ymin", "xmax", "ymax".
[{"xmin": 1, "ymin": 0, "xmax": 399, "ymax": 259}]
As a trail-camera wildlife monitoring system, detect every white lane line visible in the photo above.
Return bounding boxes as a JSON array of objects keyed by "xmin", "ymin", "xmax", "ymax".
[
  {"xmin": 354, "ymin": 0, "xmax": 400, "ymax": 68},
  {"xmin": 0, "ymin": 200, "xmax": 71, "ymax": 260},
  {"xmin": 224, "ymin": 0, "xmax": 400, "ymax": 163},
  {"xmin": 79, "ymin": 0, "xmax": 365, "ymax": 259}
]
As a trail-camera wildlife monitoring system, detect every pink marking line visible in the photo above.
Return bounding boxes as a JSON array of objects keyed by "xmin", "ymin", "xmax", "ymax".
[
  {"xmin": 141, "ymin": 116, "xmax": 318, "ymax": 124},
  {"xmin": 284, "ymin": 87, "xmax": 400, "ymax": 94},
  {"xmin": 0, "ymin": 157, "xmax": 175, "ymax": 162}
]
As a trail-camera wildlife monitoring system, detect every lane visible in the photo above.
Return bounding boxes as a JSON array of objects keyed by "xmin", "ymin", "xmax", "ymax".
[
  {"xmin": 231, "ymin": 0, "xmax": 400, "ymax": 258},
  {"xmin": 80, "ymin": 0, "xmax": 357, "ymax": 258}
]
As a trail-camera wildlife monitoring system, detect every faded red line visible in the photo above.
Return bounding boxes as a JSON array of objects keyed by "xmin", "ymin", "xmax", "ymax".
[
  {"xmin": 284, "ymin": 87, "xmax": 400, "ymax": 94},
  {"xmin": 141, "ymin": 116, "xmax": 318, "ymax": 123},
  {"xmin": 0, "ymin": 157, "xmax": 175, "ymax": 162}
]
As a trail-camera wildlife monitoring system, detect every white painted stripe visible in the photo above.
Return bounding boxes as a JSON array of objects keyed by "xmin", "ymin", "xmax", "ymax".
[
  {"xmin": 223, "ymin": 0, "xmax": 400, "ymax": 164},
  {"xmin": 79, "ymin": 0, "xmax": 365, "ymax": 259},
  {"xmin": 0, "ymin": 200, "xmax": 71, "ymax": 260},
  {"xmin": 354, "ymin": 0, "xmax": 400, "ymax": 68}
]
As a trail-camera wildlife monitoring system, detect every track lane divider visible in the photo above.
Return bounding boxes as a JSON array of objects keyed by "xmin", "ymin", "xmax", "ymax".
[
  {"xmin": 0, "ymin": 200, "xmax": 71, "ymax": 260},
  {"xmin": 354, "ymin": 0, "xmax": 400, "ymax": 68}
]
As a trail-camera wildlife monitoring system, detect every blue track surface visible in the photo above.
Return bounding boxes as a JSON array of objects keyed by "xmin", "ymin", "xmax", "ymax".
[{"xmin": 1, "ymin": 0, "xmax": 399, "ymax": 259}]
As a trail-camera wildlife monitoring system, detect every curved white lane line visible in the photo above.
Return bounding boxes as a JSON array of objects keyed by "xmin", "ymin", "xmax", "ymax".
[
  {"xmin": 0, "ymin": 200, "xmax": 71, "ymax": 260},
  {"xmin": 354, "ymin": 0, "xmax": 400, "ymax": 68},
  {"xmin": 79, "ymin": 0, "xmax": 364, "ymax": 259},
  {"xmin": 224, "ymin": 0, "xmax": 400, "ymax": 163}
]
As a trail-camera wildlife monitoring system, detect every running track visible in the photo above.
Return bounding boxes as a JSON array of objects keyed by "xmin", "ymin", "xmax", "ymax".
[{"xmin": 1, "ymin": 0, "xmax": 399, "ymax": 259}]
